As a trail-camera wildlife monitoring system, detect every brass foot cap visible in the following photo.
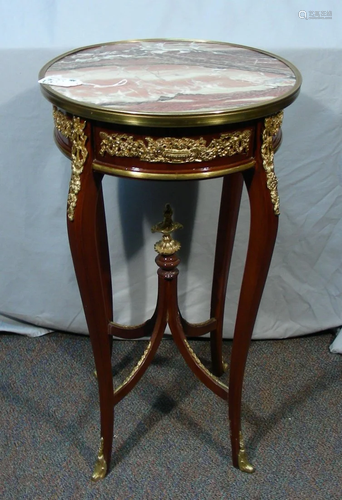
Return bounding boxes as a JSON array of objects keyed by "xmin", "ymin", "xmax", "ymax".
[
  {"xmin": 238, "ymin": 450, "xmax": 255, "ymax": 474},
  {"xmin": 91, "ymin": 467, "xmax": 107, "ymax": 482},
  {"xmin": 91, "ymin": 437, "xmax": 107, "ymax": 482},
  {"xmin": 238, "ymin": 432, "xmax": 255, "ymax": 474}
]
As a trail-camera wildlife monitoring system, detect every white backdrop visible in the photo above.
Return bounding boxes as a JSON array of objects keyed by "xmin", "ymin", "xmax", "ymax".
[{"xmin": 1, "ymin": 1, "xmax": 342, "ymax": 346}]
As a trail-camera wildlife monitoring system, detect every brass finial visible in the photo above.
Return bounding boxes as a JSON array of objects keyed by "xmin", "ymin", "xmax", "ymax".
[{"xmin": 151, "ymin": 204, "xmax": 183, "ymax": 255}]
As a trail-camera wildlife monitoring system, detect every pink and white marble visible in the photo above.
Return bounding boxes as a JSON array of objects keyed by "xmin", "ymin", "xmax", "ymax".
[{"xmin": 43, "ymin": 40, "xmax": 297, "ymax": 114}]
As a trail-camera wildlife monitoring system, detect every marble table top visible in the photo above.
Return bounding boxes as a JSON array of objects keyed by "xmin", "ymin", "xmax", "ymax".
[{"xmin": 40, "ymin": 40, "xmax": 301, "ymax": 125}]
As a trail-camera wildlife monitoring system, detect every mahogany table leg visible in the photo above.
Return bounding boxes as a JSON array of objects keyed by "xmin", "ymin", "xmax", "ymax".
[
  {"xmin": 96, "ymin": 179, "xmax": 114, "ymax": 358},
  {"xmin": 229, "ymin": 131, "xmax": 279, "ymax": 472},
  {"xmin": 66, "ymin": 131, "xmax": 114, "ymax": 481},
  {"xmin": 210, "ymin": 173, "xmax": 243, "ymax": 376}
]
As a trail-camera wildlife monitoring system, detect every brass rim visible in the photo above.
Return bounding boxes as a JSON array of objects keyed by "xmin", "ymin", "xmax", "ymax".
[
  {"xmin": 39, "ymin": 38, "xmax": 302, "ymax": 128},
  {"xmin": 91, "ymin": 160, "xmax": 256, "ymax": 180}
]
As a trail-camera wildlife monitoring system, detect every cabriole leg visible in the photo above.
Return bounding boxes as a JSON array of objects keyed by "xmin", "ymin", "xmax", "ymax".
[
  {"xmin": 229, "ymin": 115, "xmax": 282, "ymax": 472},
  {"xmin": 210, "ymin": 172, "xmax": 243, "ymax": 376},
  {"xmin": 65, "ymin": 118, "xmax": 114, "ymax": 480}
]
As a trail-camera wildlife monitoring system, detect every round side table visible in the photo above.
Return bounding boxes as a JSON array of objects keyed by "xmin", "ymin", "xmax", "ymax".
[{"xmin": 39, "ymin": 39, "xmax": 301, "ymax": 481}]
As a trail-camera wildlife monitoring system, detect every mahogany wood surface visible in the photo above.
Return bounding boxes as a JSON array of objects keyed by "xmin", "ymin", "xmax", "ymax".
[
  {"xmin": 210, "ymin": 172, "xmax": 244, "ymax": 377},
  {"xmin": 54, "ymin": 112, "xmax": 283, "ymax": 478},
  {"xmin": 66, "ymin": 123, "xmax": 115, "ymax": 471},
  {"xmin": 229, "ymin": 122, "xmax": 279, "ymax": 468},
  {"xmin": 39, "ymin": 38, "xmax": 301, "ymax": 482}
]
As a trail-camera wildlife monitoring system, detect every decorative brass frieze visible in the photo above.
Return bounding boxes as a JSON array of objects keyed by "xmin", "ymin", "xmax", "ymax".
[
  {"xmin": 114, "ymin": 340, "xmax": 152, "ymax": 395},
  {"xmin": 151, "ymin": 204, "xmax": 183, "ymax": 255},
  {"xmin": 99, "ymin": 130, "xmax": 251, "ymax": 163},
  {"xmin": 261, "ymin": 111, "xmax": 283, "ymax": 215},
  {"xmin": 53, "ymin": 107, "xmax": 73, "ymax": 137},
  {"xmin": 91, "ymin": 437, "xmax": 107, "ymax": 482},
  {"xmin": 238, "ymin": 431, "xmax": 255, "ymax": 473},
  {"xmin": 53, "ymin": 107, "xmax": 88, "ymax": 221}
]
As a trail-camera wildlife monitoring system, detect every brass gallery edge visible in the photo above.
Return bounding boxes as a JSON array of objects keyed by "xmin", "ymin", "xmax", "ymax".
[
  {"xmin": 53, "ymin": 107, "xmax": 88, "ymax": 221},
  {"xmin": 99, "ymin": 130, "xmax": 251, "ymax": 163}
]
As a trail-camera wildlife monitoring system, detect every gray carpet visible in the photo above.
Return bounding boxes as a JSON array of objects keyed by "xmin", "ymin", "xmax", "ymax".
[{"xmin": 1, "ymin": 332, "xmax": 341, "ymax": 499}]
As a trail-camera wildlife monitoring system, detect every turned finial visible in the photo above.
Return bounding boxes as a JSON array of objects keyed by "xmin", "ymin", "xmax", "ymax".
[{"xmin": 151, "ymin": 204, "xmax": 183, "ymax": 255}]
